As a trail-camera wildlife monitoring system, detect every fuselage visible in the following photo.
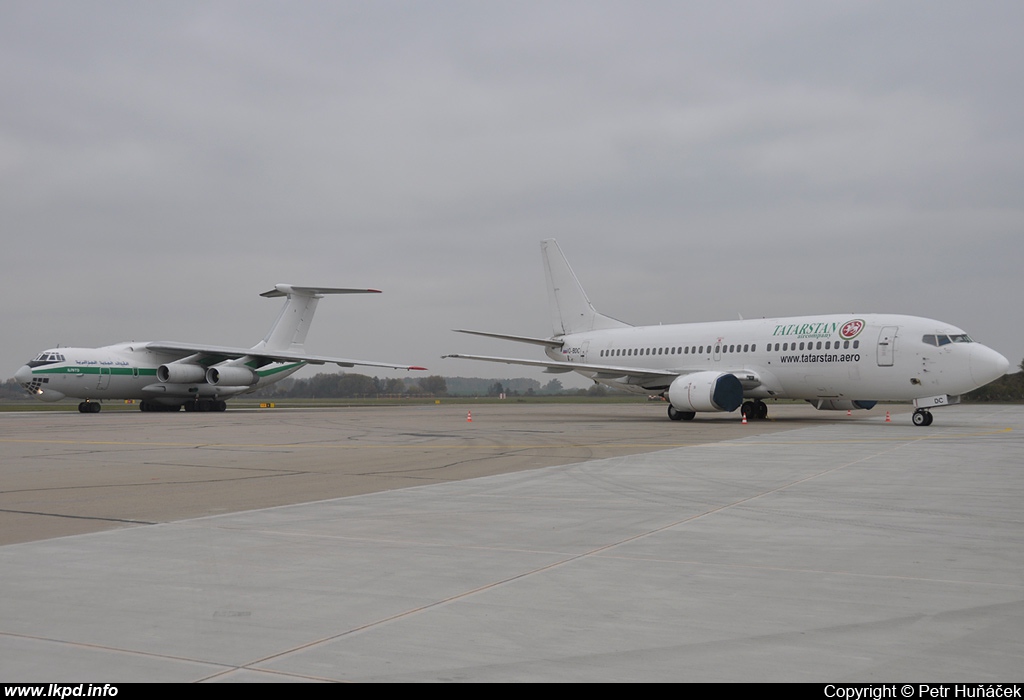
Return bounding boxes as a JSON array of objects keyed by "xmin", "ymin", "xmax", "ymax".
[
  {"xmin": 545, "ymin": 313, "xmax": 1009, "ymax": 402},
  {"xmin": 15, "ymin": 342, "xmax": 304, "ymax": 405}
]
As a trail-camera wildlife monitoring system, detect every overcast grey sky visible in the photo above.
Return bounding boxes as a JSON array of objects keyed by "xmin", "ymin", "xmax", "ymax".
[{"xmin": 3, "ymin": 1, "xmax": 1022, "ymax": 385}]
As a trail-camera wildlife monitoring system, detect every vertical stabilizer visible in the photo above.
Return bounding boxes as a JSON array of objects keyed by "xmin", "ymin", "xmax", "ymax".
[
  {"xmin": 541, "ymin": 239, "xmax": 630, "ymax": 336},
  {"xmin": 254, "ymin": 285, "xmax": 381, "ymax": 353}
]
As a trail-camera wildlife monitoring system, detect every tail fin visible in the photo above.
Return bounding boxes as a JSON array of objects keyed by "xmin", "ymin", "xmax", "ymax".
[
  {"xmin": 254, "ymin": 285, "xmax": 381, "ymax": 353},
  {"xmin": 541, "ymin": 239, "xmax": 630, "ymax": 336}
]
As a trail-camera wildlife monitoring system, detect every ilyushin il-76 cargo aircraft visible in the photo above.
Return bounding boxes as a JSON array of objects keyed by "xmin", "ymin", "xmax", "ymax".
[
  {"xmin": 446, "ymin": 240, "xmax": 1009, "ymax": 426},
  {"xmin": 15, "ymin": 285, "xmax": 426, "ymax": 412}
]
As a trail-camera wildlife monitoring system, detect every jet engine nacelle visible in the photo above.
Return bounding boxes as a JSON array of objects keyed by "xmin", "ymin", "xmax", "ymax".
[
  {"xmin": 157, "ymin": 363, "xmax": 207, "ymax": 384},
  {"xmin": 667, "ymin": 371, "xmax": 743, "ymax": 413},
  {"xmin": 810, "ymin": 399, "xmax": 877, "ymax": 411},
  {"xmin": 206, "ymin": 366, "xmax": 258, "ymax": 386}
]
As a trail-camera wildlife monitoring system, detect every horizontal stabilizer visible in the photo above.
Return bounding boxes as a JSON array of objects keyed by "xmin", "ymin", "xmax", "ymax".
[
  {"xmin": 260, "ymin": 285, "xmax": 381, "ymax": 298},
  {"xmin": 453, "ymin": 329, "xmax": 564, "ymax": 348}
]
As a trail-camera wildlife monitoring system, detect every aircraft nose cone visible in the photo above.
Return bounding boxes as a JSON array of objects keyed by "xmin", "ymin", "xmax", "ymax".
[
  {"xmin": 14, "ymin": 365, "xmax": 33, "ymax": 386},
  {"xmin": 970, "ymin": 345, "xmax": 1010, "ymax": 387}
]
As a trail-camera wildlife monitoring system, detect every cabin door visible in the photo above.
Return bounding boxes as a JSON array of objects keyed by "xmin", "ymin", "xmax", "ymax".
[{"xmin": 876, "ymin": 326, "xmax": 898, "ymax": 367}]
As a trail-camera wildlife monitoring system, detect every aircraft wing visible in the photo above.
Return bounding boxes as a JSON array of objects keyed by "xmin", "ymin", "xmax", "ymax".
[
  {"xmin": 444, "ymin": 354, "xmax": 764, "ymax": 391},
  {"xmin": 442, "ymin": 353, "xmax": 677, "ymax": 384},
  {"xmin": 146, "ymin": 342, "xmax": 426, "ymax": 371}
]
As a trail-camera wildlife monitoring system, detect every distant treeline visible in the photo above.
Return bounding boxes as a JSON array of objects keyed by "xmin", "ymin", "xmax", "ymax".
[
  {"xmin": 0, "ymin": 373, "xmax": 612, "ymax": 400},
  {"xmin": 964, "ymin": 357, "xmax": 1024, "ymax": 402},
  {"xmin": 251, "ymin": 373, "xmax": 620, "ymax": 399}
]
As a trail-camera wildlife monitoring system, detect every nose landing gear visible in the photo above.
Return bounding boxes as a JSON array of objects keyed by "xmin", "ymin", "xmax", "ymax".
[{"xmin": 912, "ymin": 408, "xmax": 934, "ymax": 426}]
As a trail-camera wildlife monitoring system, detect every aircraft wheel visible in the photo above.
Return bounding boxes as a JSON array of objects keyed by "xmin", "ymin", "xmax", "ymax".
[
  {"xmin": 215, "ymin": 400, "xmax": 227, "ymax": 411},
  {"xmin": 756, "ymin": 400, "xmax": 769, "ymax": 420},
  {"xmin": 667, "ymin": 405, "xmax": 696, "ymax": 421},
  {"xmin": 78, "ymin": 402, "xmax": 89, "ymax": 413},
  {"xmin": 741, "ymin": 401, "xmax": 755, "ymax": 419},
  {"xmin": 912, "ymin": 409, "xmax": 933, "ymax": 427}
]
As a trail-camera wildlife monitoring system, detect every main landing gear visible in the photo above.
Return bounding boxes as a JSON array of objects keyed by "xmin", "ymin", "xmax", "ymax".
[
  {"xmin": 182, "ymin": 399, "xmax": 227, "ymax": 412},
  {"xmin": 912, "ymin": 408, "xmax": 934, "ymax": 426},
  {"xmin": 138, "ymin": 399, "xmax": 228, "ymax": 412},
  {"xmin": 78, "ymin": 401, "xmax": 101, "ymax": 413},
  {"xmin": 741, "ymin": 400, "xmax": 769, "ymax": 421},
  {"xmin": 667, "ymin": 400, "xmax": 770, "ymax": 422},
  {"xmin": 667, "ymin": 406, "xmax": 696, "ymax": 421},
  {"xmin": 139, "ymin": 400, "xmax": 180, "ymax": 412}
]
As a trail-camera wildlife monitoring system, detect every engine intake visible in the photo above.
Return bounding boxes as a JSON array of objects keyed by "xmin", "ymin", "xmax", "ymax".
[{"xmin": 667, "ymin": 372, "xmax": 743, "ymax": 413}]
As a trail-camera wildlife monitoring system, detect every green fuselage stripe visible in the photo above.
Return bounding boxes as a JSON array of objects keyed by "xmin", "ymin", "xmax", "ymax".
[
  {"xmin": 257, "ymin": 362, "xmax": 305, "ymax": 377},
  {"xmin": 34, "ymin": 367, "xmax": 158, "ymax": 377}
]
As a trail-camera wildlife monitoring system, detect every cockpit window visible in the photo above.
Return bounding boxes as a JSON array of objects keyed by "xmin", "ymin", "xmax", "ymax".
[
  {"xmin": 28, "ymin": 351, "xmax": 65, "ymax": 367},
  {"xmin": 923, "ymin": 334, "xmax": 972, "ymax": 347}
]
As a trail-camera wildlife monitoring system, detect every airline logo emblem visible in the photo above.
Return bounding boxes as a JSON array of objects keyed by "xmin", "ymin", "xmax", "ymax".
[{"xmin": 841, "ymin": 319, "xmax": 865, "ymax": 339}]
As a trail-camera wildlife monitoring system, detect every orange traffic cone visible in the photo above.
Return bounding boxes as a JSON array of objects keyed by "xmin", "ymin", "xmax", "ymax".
[
  {"xmin": 741, "ymin": 413, "xmax": 747, "ymax": 425},
  {"xmin": 885, "ymin": 411, "xmax": 891, "ymax": 423},
  {"xmin": 466, "ymin": 411, "xmax": 472, "ymax": 422},
  {"xmin": 847, "ymin": 410, "xmax": 852, "ymax": 417}
]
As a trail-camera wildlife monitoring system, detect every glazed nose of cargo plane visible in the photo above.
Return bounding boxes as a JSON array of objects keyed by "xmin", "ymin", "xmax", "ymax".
[
  {"xmin": 970, "ymin": 345, "xmax": 1010, "ymax": 387},
  {"xmin": 15, "ymin": 364, "xmax": 32, "ymax": 387}
]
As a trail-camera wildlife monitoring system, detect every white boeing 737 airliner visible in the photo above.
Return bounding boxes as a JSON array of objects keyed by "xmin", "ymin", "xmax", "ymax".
[
  {"xmin": 15, "ymin": 285, "xmax": 426, "ymax": 412},
  {"xmin": 446, "ymin": 240, "xmax": 1009, "ymax": 426}
]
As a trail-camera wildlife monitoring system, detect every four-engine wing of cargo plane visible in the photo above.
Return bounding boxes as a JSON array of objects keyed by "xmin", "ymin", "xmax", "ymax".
[
  {"xmin": 15, "ymin": 284, "xmax": 426, "ymax": 413},
  {"xmin": 445, "ymin": 240, "xmax": 1010, "ymax": 426}
]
